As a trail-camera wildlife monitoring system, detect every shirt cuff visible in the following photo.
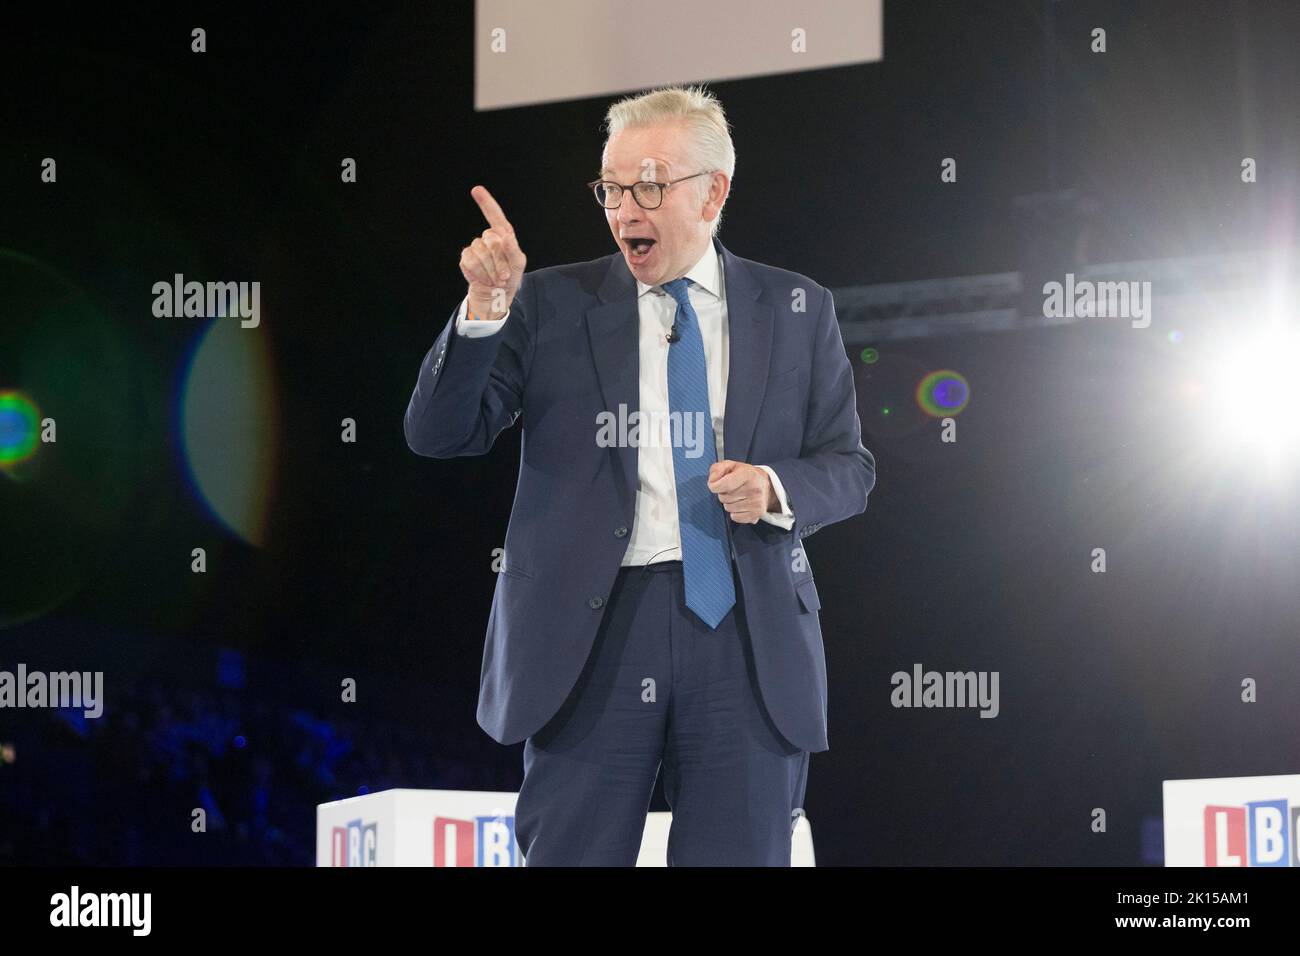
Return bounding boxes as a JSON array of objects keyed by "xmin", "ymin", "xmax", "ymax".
[
  {"xmin": 757, "ymin": 465, "xmax": 795, "ymax": 529},
  {"xmin": 456, "ymin": 296, "xmax": 510, "ymax": 337}
]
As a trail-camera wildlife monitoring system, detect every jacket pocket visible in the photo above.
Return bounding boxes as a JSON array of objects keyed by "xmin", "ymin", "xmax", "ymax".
[{"xmin": 795, "ymin": 577, "xmax": 821, "ymax": 613}]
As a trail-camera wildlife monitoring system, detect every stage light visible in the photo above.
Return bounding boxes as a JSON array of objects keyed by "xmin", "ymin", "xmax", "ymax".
[{"xmin": 1205, "ymin": 326, "xmax": 1300, "ymax": 461}]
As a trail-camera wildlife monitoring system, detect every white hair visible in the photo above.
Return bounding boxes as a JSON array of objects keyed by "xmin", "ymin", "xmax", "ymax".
[{"xmin": 602, "ymin": 84, "xmax": 735, "ymax": 237}]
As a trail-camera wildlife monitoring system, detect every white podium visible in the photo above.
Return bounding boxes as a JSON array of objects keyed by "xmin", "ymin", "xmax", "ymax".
[
  {"xmin": 1163, "ymin": 773, "xmax": 1300, "ymax": 866},
  {"xmin": 317, "ymin": 788, "xmax": 815, "ymax": 866}
]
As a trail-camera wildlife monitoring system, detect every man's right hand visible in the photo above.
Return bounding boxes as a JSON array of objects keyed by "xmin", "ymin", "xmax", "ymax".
[{"xmin": 460, "ymin": 185, "xmax": 527, "ymax": 321}]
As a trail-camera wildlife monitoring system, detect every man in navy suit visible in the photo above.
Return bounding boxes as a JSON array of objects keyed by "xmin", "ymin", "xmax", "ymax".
[{"xmin": 405, "ymin": 85, "xmax": 875, "ymax": 865}]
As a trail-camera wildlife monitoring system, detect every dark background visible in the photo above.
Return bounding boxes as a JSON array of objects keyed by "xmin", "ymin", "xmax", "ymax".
[{"xmin": 2, "ymin": 0, "xmax": 1298, "ymax": 865}]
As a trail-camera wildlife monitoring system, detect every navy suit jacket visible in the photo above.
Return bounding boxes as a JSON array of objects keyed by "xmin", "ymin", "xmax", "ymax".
[{"xmin": 404, "ymin": 236, "xmax": 876, "ymax": 753}]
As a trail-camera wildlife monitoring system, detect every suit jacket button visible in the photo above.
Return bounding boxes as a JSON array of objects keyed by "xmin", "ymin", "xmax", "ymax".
[
  {"xmin": 588, "ymin": 596, "xmax": 604, "ymax": 609},
  {"xmin": 613, "ymin": 526, "xmax": 627, "ymax": 537}
]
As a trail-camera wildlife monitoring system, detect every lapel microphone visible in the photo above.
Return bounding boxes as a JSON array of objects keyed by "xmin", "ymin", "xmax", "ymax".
[{"xmin": 661, "ymin": 283, "xmax": 682, "ymax": 343}]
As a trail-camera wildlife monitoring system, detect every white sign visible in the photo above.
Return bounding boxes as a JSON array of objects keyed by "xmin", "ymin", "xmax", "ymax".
[
  {"xmin": 475, "ymin": 0, "xmax": 883, "ymax": 111},
  {"xmin": 1162, "ymin": 773, "xmax": 1300, "ymax": 866},
  {"xmin": 317, "ymin": 788, "xmax": 816, "ymax": 865}
]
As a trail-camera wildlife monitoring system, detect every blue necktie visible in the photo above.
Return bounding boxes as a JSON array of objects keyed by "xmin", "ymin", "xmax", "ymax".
[{"xmin": 662, "ymin": 277, "xmax": 736, "ymax": 629}]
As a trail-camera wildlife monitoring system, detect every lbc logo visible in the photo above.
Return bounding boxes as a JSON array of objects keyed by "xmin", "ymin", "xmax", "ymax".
[
  {"xmin": 1203, "ymin": 801, "xmax": 1300, "ymax": 866},
  {"xmin": 434, "ymin": 815, "xmax": 519, "ymax": 866},
  {"xmin": 331, "ymin": 819, "xmax": 378, "ymax": 867}
]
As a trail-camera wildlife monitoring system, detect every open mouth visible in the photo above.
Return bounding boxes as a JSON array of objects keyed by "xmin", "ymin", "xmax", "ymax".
[{"xmin": 626, "ymin": 238, "xmax": 656, "ymax": 263}]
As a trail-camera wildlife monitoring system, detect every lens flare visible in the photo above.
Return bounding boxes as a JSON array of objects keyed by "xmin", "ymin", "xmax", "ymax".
[
  {"xmin": 916, "ymin": 370, "xmax": 970, "ymax": 417},
  {"xmin": 0, "ymin": 391, "xmax": 40, "ymax": 466},
  {"xmin": 176, "ymin": 318, "xmax": 281, "ymax": 547}
]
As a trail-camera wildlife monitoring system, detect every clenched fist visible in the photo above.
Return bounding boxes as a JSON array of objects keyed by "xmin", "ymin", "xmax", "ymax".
[{"xmin": 460, "ymin": 185, "xmax": 527, "ymax": 321}]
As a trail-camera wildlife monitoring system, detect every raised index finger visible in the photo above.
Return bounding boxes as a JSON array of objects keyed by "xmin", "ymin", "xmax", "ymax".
[{"xmin": 471, "ymin": 185, "xmax": 513, "ymax": 235}]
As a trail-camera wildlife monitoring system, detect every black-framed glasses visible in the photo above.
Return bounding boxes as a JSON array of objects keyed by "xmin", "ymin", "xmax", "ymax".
[{"xmin": 586, "ymin": 170, "xmax": 714, "ymax": 210}]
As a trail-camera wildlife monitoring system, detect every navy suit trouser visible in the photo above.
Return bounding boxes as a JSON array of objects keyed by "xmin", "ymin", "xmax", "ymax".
[{"xmin": 514, "ymin": 559, "xmax": 810, "ymax": 866}]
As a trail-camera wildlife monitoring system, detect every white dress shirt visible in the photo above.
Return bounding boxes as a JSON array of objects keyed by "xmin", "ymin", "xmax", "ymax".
[{"xmin": 453, "ymin": 243, "xmax": 795, "ymax": 566}]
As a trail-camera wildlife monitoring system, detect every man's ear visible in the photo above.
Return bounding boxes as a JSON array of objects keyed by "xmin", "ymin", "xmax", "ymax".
[{"xmin": 705, "ymin": 171, "xmax": 730, "ymax": 216}]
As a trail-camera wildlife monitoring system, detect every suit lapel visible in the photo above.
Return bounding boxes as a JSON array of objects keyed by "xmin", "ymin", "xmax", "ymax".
[
  {"xmin": 585, "ymin": 258, "xmax": 641, "ymax": 515},
  {"xmin": 716, "ymin": 236, "xmax": 774, "ymax": 470}
]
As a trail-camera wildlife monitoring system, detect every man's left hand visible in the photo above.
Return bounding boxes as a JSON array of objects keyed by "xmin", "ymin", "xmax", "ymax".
[{"xmin": 707, "ymin": 460, "xmax": 776, "ymax": 524}]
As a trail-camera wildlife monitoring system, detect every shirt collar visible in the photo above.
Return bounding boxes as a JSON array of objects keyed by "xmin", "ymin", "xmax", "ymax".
[{"xmin": 636, "ymin": 241, "xmax": 722, "ymax": 300}]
